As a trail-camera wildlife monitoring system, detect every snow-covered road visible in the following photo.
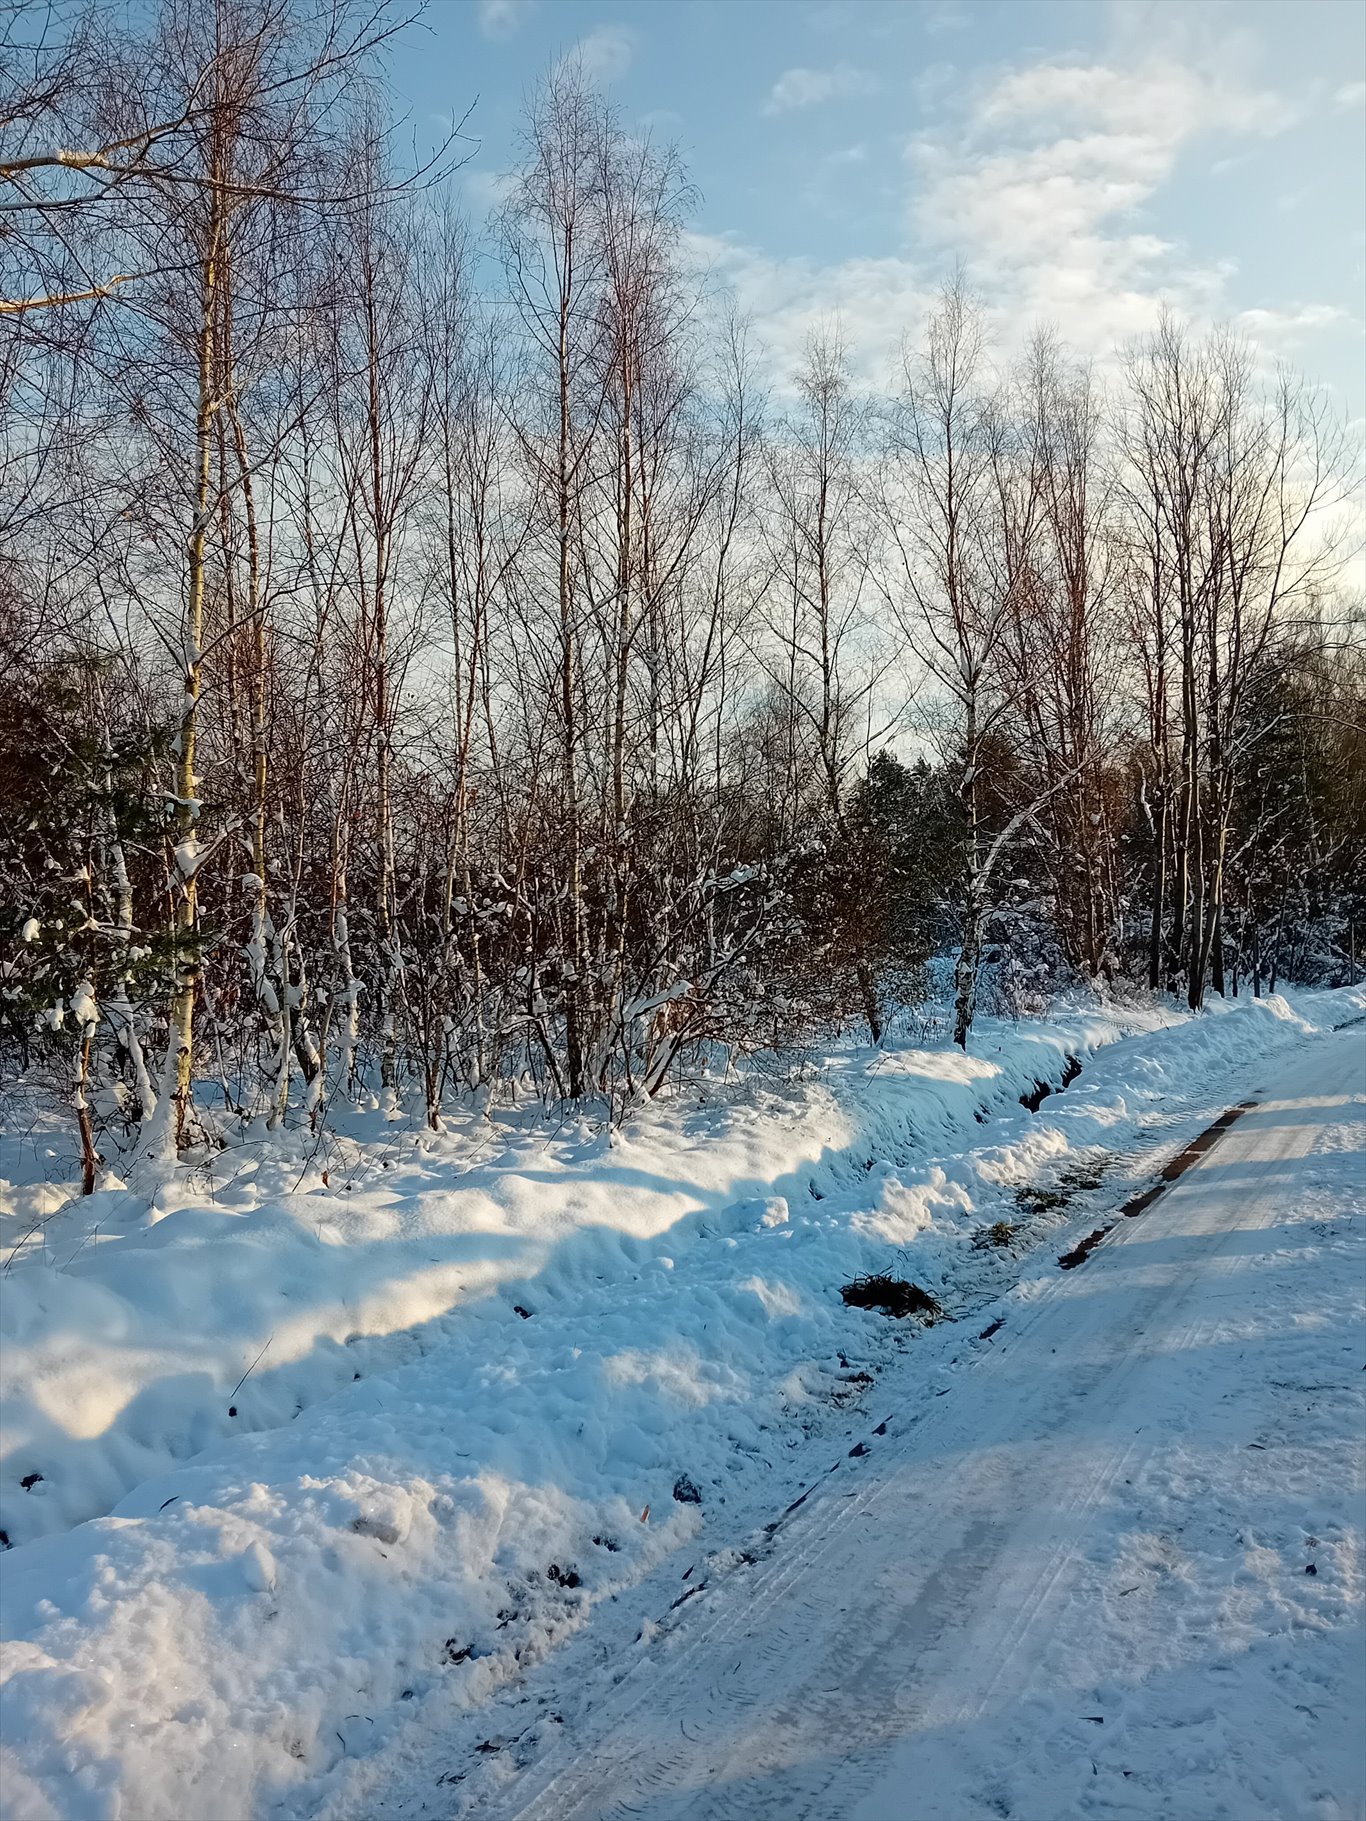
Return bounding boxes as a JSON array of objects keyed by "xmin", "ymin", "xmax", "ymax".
[{"xmin": 478, "ymin": 1028, "xmax": 1366, "ymax": 1821}]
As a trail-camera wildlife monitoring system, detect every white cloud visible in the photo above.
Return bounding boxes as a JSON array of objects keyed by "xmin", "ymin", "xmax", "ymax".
[
  {"xmin": 1333, "ymin": 81, "xmax": 1366, "ymax": 110},
  {"xmin": 977, "ymin": 58, "xmax": 1295, "ymax": 140},
  {"xmin": 563, "ymin": 25, "xmax": 636, "ymax": 83},
  {"xmin": 476, "ymin": 0, "xmax": 531, "ymax": 40},
  {"xmin": 763, "ymin": 63, "xmax": 876, "ymax": 116},
  {"xmin": 905, "ymin": 55, "xmax": 1300, "ymax": 356},
  {"xmin": 1234, "ymin": 303, "xmax": 1351, "ymax": 344},
  {"xmin": 695, "ymin": 38, "xmax": 1346, "ymax": 398},
  {"xmin": 687, "ymin": 230, "xmax": 931, "ymax": 390}
]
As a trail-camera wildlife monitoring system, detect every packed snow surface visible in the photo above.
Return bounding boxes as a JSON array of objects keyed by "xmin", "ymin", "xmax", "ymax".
[
  {"xmin": 0, "ymin": 989, "xmax": 1361, "ymax": 1820},
  {"xmin": 464, "ymin": 1023, "xmax": 1366, "ymax": 1821}
]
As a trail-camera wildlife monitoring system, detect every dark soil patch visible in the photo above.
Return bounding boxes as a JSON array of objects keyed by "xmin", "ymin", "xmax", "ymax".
[
  {"xmin": 1159, "ymin": 1102, "xmax": 1256, "ymax": 1181},
  {"xmin": 1005, "ymin": 1135, "xmax": 1166, "ymax": 1266},
  {"xmin": 841, "ymin": 1275, "xmax": 942, "ymax": 1320},
  {"xmin": 1020, "ymin": 1079, "xmax": 1053, "ymax": 1113},
  {"xmin": 1123, "ymin": 1101, "xmax": 1257, "ymax": 1216},
  {"xmin": 1121, "ymin": 1185, "xmax": 1164, "ymax": 1218},
  {"xmin": 1058, "ymin": 1223, "xmax": 1114, "ymax": 1270},
  {"xmin": 1021, "ymin": 1054, "xmax": 1082, "ymax": 1111}
]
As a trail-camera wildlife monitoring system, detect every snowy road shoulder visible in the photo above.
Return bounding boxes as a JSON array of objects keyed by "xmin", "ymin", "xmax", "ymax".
[{"xmin": 469, "ymin": 1026, "xmax": 1366, "ymax": 1821}]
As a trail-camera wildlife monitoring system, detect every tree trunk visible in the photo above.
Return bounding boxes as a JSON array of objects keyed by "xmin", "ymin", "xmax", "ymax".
[
  {"xmin": 1148, "ymin": 782, "xmax": 1168, "ymax": 991},
  {"xmin": 153, "ymin": 221, "xmax": 219, "ymax": 1157},
  {"xmin": 953, "ymin": 890, "xmax": 983, "ymax": 1051}
]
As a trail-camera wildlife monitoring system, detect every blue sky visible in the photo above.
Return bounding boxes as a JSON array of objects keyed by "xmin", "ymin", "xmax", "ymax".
[{"xmin": 386, "ymin": 0, "xmax": 1366, "ymax": 413}]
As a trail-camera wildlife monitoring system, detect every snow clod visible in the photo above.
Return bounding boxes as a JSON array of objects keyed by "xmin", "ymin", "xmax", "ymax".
[{"xmin": 242, "ymin": 1542, "xmax": 276, "ymax": 1593}]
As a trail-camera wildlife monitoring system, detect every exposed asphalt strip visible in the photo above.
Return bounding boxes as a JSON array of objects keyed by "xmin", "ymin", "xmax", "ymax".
[
  {"xmin": 644, "ymin": 1089, "xmax": 1271, "ymax": 1636},
  {"xmin": 1057, "ymin": 1098, "xmax": 1259, "ymax": 1269},
  {"xmin": 1053, "ymin": 1003, "xmax": 1360, "ymax": 1275}
]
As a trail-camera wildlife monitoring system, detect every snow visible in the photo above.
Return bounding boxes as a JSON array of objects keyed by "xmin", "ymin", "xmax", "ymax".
[
  {"xmin": 464, "ymin": 1021, "xmax": 1365, "ymax": 1821},
  {"xmin": 68, "ymin": 982, "xmax": 97, "ymax": 1030},
  {"xmin": 0, "ymin": 988, "xmax": 1361, "ymax": 1820}
]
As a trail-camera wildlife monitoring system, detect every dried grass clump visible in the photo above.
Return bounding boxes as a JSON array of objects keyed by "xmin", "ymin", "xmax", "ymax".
[{"xmin": 840, "ymin": 1275, "xmax": 942, "ymax": 1320}]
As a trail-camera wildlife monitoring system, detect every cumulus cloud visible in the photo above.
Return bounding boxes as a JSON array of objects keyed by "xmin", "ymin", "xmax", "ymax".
[
  {"xmin": 763, "ymin": 63, "xmax": 876, "ymax": 116},
  {"xmin": 976, "ymin": 58, "xmax": 1295, "ymax": 139},
  {"xmin": 906, "ymin": 54, "xmax": 1301, "ymax": 355},
  {"xmin": 696, "ymin": 39, "xmax": 1344, "ymax": 393}
]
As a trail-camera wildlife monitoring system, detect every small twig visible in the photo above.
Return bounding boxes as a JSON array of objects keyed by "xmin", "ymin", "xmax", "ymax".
[
  {"xmin": 61, "ymin": 1220, "xmax": 102, "ymax": 1271},
  {"xmin": 2, "ymin": 1217, "xmax": 46, "ymax": 1272},
  {"xmin": 229, "ymin": 1334, "xmax": 274, "ymax": 1401}
]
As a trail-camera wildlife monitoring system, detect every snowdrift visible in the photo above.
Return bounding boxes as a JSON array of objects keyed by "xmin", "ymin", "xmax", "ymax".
[{"xmin": 0, "ymin": 987, "xmax": 1357, "ymax": 1820}]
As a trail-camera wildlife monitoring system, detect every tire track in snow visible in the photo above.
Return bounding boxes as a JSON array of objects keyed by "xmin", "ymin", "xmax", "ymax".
[{"xmin": 471, "ymin": 1028, "xmax": 1364, "ymax": 1821}]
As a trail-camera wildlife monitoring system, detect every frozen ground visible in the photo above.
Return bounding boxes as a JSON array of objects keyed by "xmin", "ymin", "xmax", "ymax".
[
  {"xmin": 461, "ymin": 1023, "xmax": 1366, "ymax": 1821},
  {"xmin": 0, "ymin": 988, "xmax": 1361, "ymax": 1820}
]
